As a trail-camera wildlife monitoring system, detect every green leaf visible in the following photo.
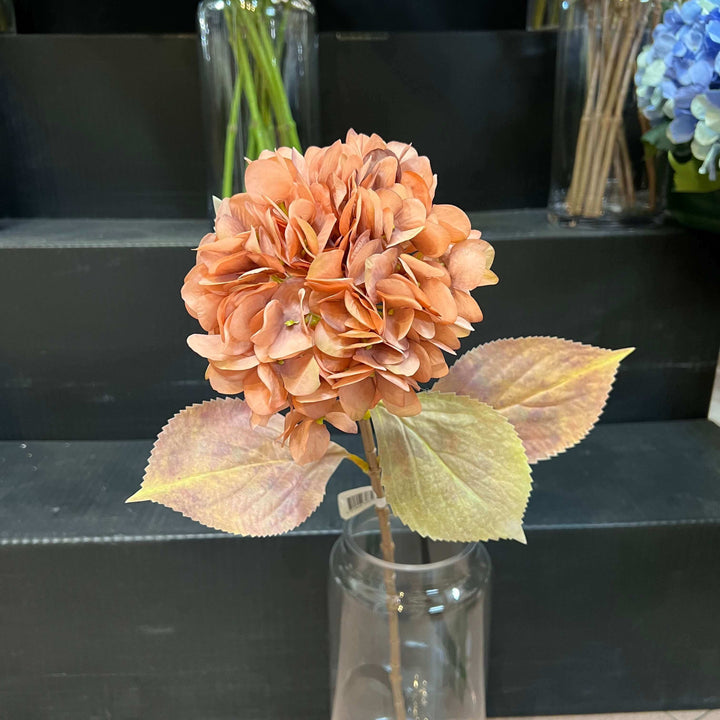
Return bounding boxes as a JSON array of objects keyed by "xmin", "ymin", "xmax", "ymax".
[
  {"xmin": 435, "ymin": 337, "xmax": 633, "ymax": 463},
  {"xmin": 127, "ymin": 398, "xmax": 346, "ymax": 536},
  {"xmin": 669, "ymin": 153, "xmax": 720, "ymax": 193},
  {"xmin": 371, "ymin": 392, "xmax": 532, "ymax": 543},
  {"xmin": 642, "ymin": 120, "xmax": 677, "ymax": 153}
]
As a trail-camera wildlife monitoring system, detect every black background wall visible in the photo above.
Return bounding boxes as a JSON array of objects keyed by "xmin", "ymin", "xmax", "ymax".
[
  {"xmin": 13, "ymin": 0, "xmax": 529, "ymax": 33},
  {"xmin": 0, "ymin": 32, "xmax": 556, "ymax": 218}
]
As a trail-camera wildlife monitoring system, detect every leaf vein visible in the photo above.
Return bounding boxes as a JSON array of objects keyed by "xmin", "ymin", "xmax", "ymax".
[
  {"xmin": 146, "ymin": 458, "xmax": 290, "ymax": 496},
  {"xmin": 492, "ymin": 356, "xmax": 620, "ymax": 412}
]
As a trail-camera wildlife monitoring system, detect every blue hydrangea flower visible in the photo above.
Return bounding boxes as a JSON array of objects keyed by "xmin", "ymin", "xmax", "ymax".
[
  {"xmin": 635, "ymin": 0, "xmax": 720, "ymax": 178},
  {"xmin": 690, "ymin": 90, "xmax": 720, "ymax": 177}
]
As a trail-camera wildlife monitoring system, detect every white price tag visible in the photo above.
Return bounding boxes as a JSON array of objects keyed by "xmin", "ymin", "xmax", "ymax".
[{"xmin": 337, "ymin": 486, "xmax": 378, "ymax": 520}]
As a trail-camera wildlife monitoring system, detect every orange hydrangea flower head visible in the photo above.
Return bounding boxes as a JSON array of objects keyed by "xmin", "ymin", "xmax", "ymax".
[{"xmin": 182, "ymin": 130, "xmax": 498, "ymax": 464}]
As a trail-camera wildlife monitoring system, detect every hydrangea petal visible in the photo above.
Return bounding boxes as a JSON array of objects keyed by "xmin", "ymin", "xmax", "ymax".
[
  {"xmin": 694, "ymin": 120, "xmax": 720, "ymax": 145},
  {"xmin": 680, "ymin": 1, "xmax": 702, "ymax": 25},
  {"xmin": 245, "ymin": 157, "xmax": 294, "ymax": 199},
  {"xmin": 708, "ymin": 18, "xmax": 720, "ymax": 41},
  {"xmin": 689, "ymin": 59, "xmax": 714, "ymax": 86},
  {"xmin": 668, "ymin": 113, "xmax": 698, "ymax": 142}
]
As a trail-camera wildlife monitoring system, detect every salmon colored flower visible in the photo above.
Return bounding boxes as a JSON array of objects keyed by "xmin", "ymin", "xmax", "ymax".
[{"xmin": 182, "ymin": 130, "xmax": 498, "ymax": 464}]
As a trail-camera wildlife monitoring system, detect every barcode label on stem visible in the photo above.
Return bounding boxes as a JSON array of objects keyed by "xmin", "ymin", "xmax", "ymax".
[{"xmin": 337, "ymin": 486, "xmax": 378, "ymax": 520}]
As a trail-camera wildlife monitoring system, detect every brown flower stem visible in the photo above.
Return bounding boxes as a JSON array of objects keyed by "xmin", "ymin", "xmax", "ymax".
[
  {"xmin": 531, "ymin": 0, "xmax": 548, "ymax": 29},
  {"xmin": 582, "ymin": 5, "xmax": 625, "ymax": 213},
  {"xmin": 567, "ymin": 0, "xmax": 619, "ymax": 215},
  {"xmin": 358, "ymin": 417, "xmax": 405, "ymax": 720},
  {"xmin": 565, "ymin": 39, "xmax": 601, "ymax": 211}
]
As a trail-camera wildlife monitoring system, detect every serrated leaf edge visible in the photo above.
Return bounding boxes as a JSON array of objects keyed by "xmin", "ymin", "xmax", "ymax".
[
  {"xmin": 433, "ymin": 338, "xmax": 635, "ymax": 464},
  {"xmin": 377, "ymin": 392, "xmax": 533, "ymax": 544},
  {"xmin": 126, "ymin": 397, "xmax": 346, "ymax": 537}
]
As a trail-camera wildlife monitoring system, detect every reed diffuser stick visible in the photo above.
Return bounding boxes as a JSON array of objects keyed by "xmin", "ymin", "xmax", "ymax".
[
  {"xmin": 587, "ymin": 1, "xmax": 650, "ymax": 215},
  {"xmin": 565, "ymin": 0, "xmax": 654, "ymax": 218}
]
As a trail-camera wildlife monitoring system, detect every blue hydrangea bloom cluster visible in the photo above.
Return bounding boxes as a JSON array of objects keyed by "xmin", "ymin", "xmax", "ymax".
[{"xmin": 635, "ymin": 0, "xmax": 720, "ymax": 179}]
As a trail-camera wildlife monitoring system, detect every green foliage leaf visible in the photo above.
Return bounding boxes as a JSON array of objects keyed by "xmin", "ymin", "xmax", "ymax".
[
  {"xmin": 642, "ymin": 120, "xmax": 677, "ymax": 153},
  {"xmin": 371, "ymin": 392, "xmax": 532, "ymax": 543},
  {"xmin": 435, "ymin": 337, "xmax": 633, "ymax": 463},
  {"xmin": 669, "ymin": 153, "xmax": 720, "ymax": 193},
  {"xmin": 127, "ymin": 398, "xmax": 346, "ymax": 535}
]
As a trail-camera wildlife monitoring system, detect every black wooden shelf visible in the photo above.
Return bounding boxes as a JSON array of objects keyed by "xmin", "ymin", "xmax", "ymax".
[
  {"xmin": 1, "ymin": 420, "xmax": 719, "ymax": 719},
  {"xmin": 0, "ymin": 210, "xmax": 684, "ymax": 248},
  {"xmin": 1, "ymin": 420, "xmax": 719, "ymax": 544},
  {"xmin": 2, "ymin": 211, "xmax": 718, "ymax": 440},
  {"xmin": 1, "ymin": 211, "xmax": 718, "ymax": 717}
]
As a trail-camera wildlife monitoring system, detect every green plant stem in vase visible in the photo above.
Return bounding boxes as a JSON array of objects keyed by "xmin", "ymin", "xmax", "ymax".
[
  {"xmin": 197, "ymin": 0, "xmax": 317, "ymax": 203},
  {"xmin": 222, "ymin": 0, "xmax": 302, "ymax": 197}
]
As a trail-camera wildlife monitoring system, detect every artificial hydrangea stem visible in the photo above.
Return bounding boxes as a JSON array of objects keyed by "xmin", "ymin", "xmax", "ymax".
[
  {"xmin": 243, "ymin": 8, "xmax": 301, "ymax": 150},
  {"xmin": 222, "ymin": 73, "xmax": 243, "ymax": 199},
  {"xmin": 231, "ymin": 22, "xmax": 273, "ymax": 151},
  {"xmin": 358, "ymin": 417, "xmax": 405, "ymax": 720},
  {"xmin": 222, "ymin": 0, "xmax": 277, "ymax": 193}
]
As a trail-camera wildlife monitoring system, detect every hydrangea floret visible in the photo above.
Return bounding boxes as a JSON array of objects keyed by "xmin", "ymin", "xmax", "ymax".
[{"xmin": 635, "ymin": 0, "xmax": 720, "ymax": 179}]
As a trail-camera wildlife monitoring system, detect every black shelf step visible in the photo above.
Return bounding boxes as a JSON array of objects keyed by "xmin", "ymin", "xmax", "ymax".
[
  {"xmin": 1, "ymin": 420, "xmax": 719, "ymax": 718},
  {"xmin": 1, "ymin": 420, "xmax": 719, "ymax": 544},
  {"xmin": 1, "ymin": 212, "xmax": 718, "ymax": 441}
]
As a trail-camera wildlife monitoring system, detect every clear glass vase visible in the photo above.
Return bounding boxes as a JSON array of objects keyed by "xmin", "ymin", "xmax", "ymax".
[
  {"xmin": 0, "ymin": 0, "xmax": 16, "ymax": 32},
  {"xmin": 548, "ymin": 0, "xmax": 668, "ymax": 226},
  {"xmin": 197, "ymin": 0, "xmax": 318, "ymax": 205},
  {"xmin": 329, "ymin": 508, "xmax": 491, "ymax": 720},
  {"xmin": 526, "ymin": 0, "xmax": 562, "ymax": 31}
]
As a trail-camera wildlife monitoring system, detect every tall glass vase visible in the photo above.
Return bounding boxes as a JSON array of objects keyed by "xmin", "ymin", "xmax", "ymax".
[
  {"xmin": 329, "ymin": 508, "xmax": 491, "ymax": 720},
  {"xmin": 526, "ymin": 0, "xmax": 562, "ymax": 31},
  {"xmin": 0, "ymin": 0, "xmax": 15, "ymax": 33},
  {"xmin": 548, "ymin": 0, "xmax": 668, "ymax": 225},
  {"xmin": 197, "ymin": 0, "xmax": 318, "ymax": 205}
]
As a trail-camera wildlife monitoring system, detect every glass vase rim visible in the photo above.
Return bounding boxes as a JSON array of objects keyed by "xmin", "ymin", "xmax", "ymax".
[
  {"xmin": 203, "ymin": 0, "xmax": 316, "ymax": 14},
  {"xmin": 341, "ymin": 508, "xmax": 478, "ymax": 574}
]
